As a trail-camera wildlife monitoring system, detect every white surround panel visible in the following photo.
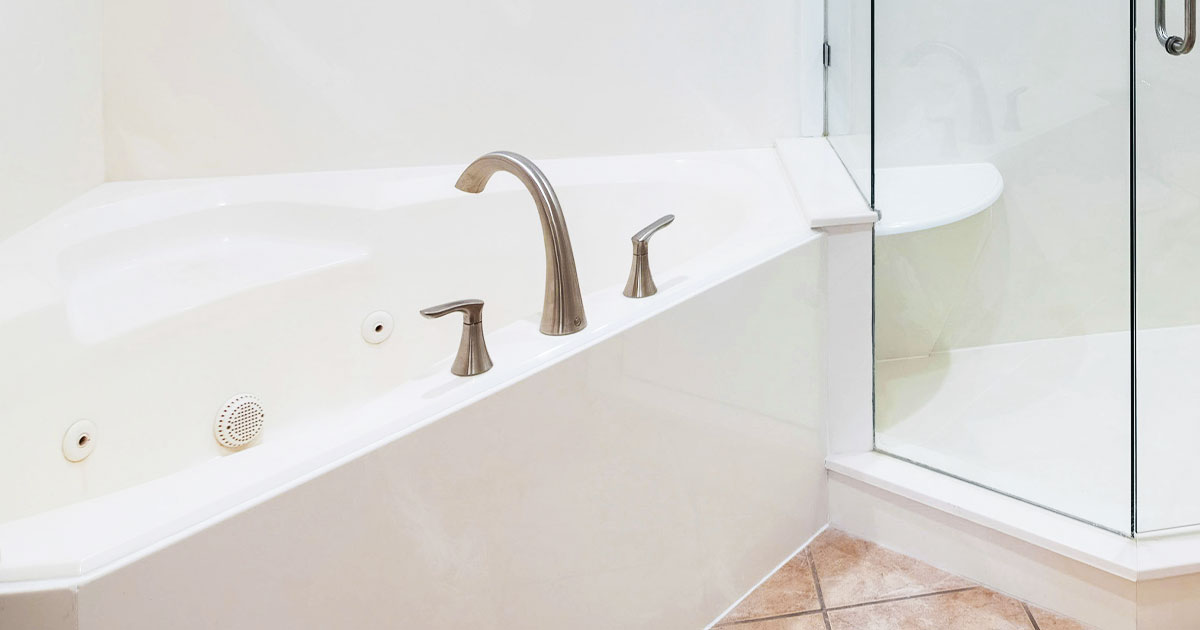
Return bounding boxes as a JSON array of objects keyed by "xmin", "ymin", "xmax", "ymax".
[
  {"xmin": 0, "ymin": 0, "xmax": 105, "ymax": 243},
  {"xmin": 101, "ymin": 1, "xmax": 808, "ymax": 180}
]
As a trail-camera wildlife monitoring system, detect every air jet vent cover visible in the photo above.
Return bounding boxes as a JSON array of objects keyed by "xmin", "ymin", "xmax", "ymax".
[{"xmin": 214, "ymin": 394, "xmax": 265, "ymax": 449}]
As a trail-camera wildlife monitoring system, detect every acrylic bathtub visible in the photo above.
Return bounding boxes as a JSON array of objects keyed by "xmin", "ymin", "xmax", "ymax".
[{"xmin": 0, "ymin": 149, "xmax": 827, "ymax": 630}]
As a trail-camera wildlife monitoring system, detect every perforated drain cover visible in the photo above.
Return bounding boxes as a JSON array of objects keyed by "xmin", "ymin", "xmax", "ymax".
[{"xmin": 214, "ymin": 394, "xmax": 265, "ymax": 449}]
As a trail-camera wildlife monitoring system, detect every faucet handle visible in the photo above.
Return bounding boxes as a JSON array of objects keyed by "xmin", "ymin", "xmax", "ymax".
[
  {"xmin": 630, "ymin": 214, "xmax": 675, "ymax": 255},
  {"xmin": 420, "ymin": 299, "xmax": 484, "ymax": 324},
  {"xmin": 624, "ymin": 215, "xmax": 674, "ymax": 298},
  {"xmin": 420, "ymin": 299, "xmax": 493, "ymax": 376}
]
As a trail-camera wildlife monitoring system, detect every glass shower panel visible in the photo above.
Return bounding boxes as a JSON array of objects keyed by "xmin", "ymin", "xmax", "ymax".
[
  {"xmin": 872, "ymin": 1, "xmax": 1133, "ymax": 532},
  {"xmin": 827, "ymin": 0, "xmax": 873, "ymax": 202},
  {"xmin": 1135, "ymin": 0, "xmax": 1200, "ymax": 533}
]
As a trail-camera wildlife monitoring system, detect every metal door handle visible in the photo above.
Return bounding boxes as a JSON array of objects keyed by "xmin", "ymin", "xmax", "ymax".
[{"xmin": 1157, "ymin": 0, "xmax": 1196, "ymax": 55}]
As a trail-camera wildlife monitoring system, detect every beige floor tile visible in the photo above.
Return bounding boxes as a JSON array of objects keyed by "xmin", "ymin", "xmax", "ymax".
[
  {"xmin": 826, "ymin": 588, "xmax": 1032, "ymax": 630},
  {"xmin": 720, "ymin": 552, "xmax": 822, "ymax": 623},
  {"xmin": 810, "ymin": 529, "xmax": 975, "ymax": 607},
  {"xmin": 1028, "ymin": 604, "xmax": 1090, "ymax": 630},
  {"xmin": 715, "ymin": 529, "xmax": 1092, "ymax": 630},
  {"xmin": 722, "ymin": 612, "xmax": 829, "ymax": 630}
]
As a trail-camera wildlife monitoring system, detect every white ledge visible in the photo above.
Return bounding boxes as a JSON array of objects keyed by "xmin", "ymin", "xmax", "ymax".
[
  {"xmin": 827, "ymin": 452, "xmax": 1141, "ymax": 579},
  {"xmin": 775, "ymin": 137, "xmax": 877, "ymax": 230},
  {"xmin": 874, "ymin": 163, "xmax": 1003, "ymax": 236}
]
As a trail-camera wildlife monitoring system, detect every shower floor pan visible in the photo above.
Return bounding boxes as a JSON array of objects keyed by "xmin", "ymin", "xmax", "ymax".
[
  {"xmin": 840, "ymin": 323, "xmax": 1200, "ymax": 630},
  {"xmin": 875, "ymin": 324, "xmax": 1200, "ymax": 533}
]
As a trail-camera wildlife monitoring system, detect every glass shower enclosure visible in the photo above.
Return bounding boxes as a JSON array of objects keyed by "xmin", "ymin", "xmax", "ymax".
[{"xmin": 870, "ymin": 0, "xmax": 1200, "ymax": 536}]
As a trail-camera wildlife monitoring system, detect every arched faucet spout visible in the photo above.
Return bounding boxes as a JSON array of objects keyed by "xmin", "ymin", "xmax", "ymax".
[{"xmin": 455, "ymin": 151, "xmax": 587, "ymax": 336}]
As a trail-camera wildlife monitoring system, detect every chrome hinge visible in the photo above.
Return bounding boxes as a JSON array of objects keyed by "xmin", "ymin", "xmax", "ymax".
[{"xmin": 822, "ymin": 42, "xmax": 832, "ymax": 67}]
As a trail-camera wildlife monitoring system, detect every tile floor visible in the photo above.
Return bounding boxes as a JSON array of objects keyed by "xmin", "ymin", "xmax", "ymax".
[{"xmin": 713, "ymin": 529, "xmax": 1091, "ymax": 630}]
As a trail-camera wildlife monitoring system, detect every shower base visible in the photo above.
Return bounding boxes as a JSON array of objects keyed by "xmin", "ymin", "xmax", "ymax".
[{"xmin": 875, "ymin": 324, "xmax": 1200, "ymax": 534}]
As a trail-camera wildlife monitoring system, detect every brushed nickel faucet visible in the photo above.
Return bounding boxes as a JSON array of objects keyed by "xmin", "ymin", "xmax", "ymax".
[
  {"xmin": 623, "ymin": 215, "xmax": 674, "ymax": 298},
  {"xmin": 455, "ymin": 151, "xmax": 587, "ymax": 336},
  {"xmin": 420, "ymin": 299, "xmax": 493, "ymax": 376}
]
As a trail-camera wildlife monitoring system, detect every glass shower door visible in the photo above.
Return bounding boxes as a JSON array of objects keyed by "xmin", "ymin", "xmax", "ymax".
[
  {"xmin": 1135, "ymin": 0, "xmax": 1200, "ymax": 534},
  {"xmin": 872, "ymin": 0, "xmax": 1135, "ymax": 533}
]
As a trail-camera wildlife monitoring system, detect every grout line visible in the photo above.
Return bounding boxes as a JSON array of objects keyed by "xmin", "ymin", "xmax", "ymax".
[
  {"xmin": 703, "ymin": 525, "xmax": 829, "ymax": 630},
  {"xmin": 1022, "ymin": 602, "xmax": 1043, "ymax": 630},
  {"xmin": 823, "ymin": 586, "xmax": 980, "ymax": 612},
  {"xmin": 805, "ymin": 549, "xmax": 833, "ymax": 630},
  {"xmin": 716, "ymin": 610, "xmax": 826, "ymax": 627},
  {"xmin": 717, "ymin": 585, "xmax": 991, "ymax": 627}
]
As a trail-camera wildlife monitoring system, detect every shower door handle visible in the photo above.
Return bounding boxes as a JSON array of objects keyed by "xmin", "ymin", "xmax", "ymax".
[{"xmin": 1157, "ymin": 0, "xmax": 1196, "ymax": 55}]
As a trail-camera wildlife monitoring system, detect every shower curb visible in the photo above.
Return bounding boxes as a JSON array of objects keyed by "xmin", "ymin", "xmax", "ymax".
[{"xmin": 827, "ymin": 451, "xmax": 1200, "ymax": 630}]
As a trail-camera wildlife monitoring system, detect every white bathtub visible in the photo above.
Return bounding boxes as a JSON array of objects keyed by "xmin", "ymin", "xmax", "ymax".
[{"xmin": 0, "ymin": 149, "xmax": 827, "ymax": 629}]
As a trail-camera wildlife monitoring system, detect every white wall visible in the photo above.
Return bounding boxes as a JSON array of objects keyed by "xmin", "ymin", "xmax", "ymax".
[
  {"xmin": 0, "ymin": 0, "xmax": 105, "ymax": 243},
  {"xmin": 0, "ymin": 1, "xmax": 810, "ymax": 233},
  {"xmin": 102, "ymin": 1, "xmax": 807, "ymax": 180}
]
